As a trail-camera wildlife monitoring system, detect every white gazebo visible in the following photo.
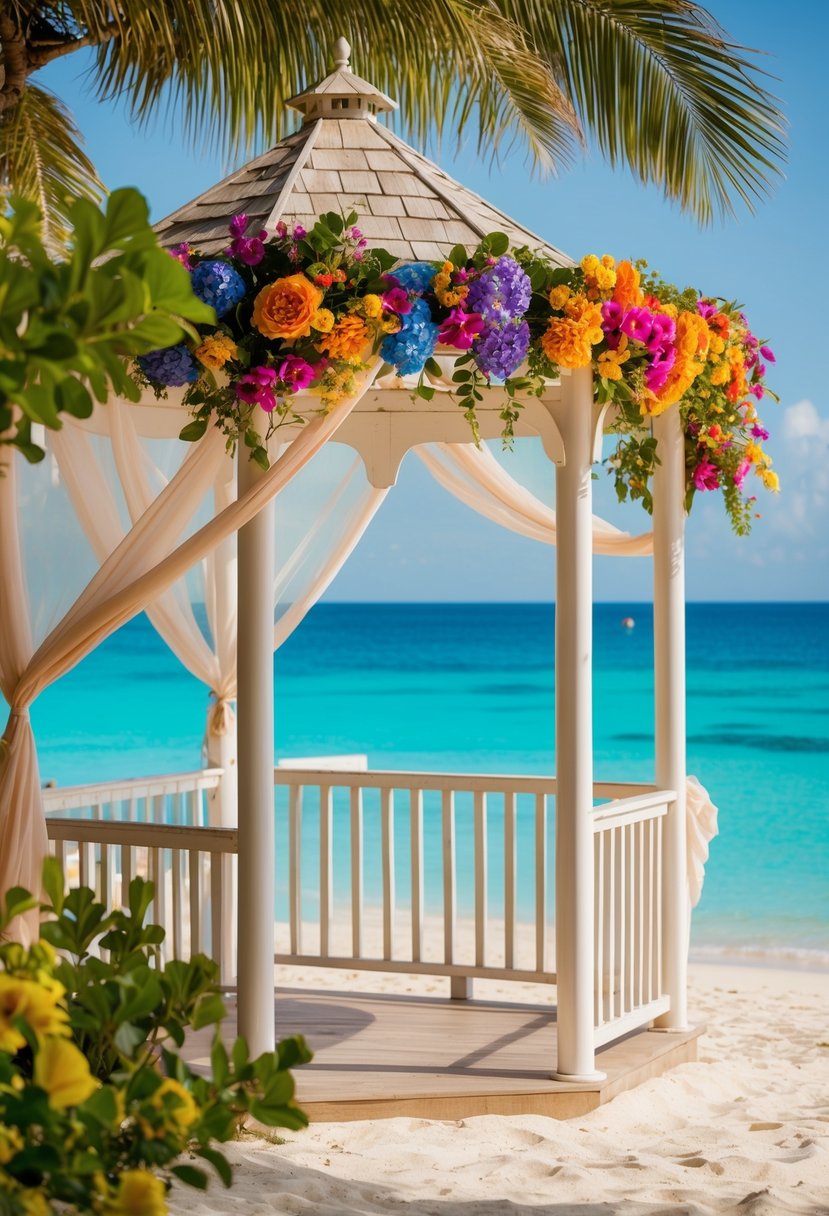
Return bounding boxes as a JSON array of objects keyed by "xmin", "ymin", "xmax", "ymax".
[{"xmin": 0, "ymin": 42, "xmax": 708, "ymax": 1116}]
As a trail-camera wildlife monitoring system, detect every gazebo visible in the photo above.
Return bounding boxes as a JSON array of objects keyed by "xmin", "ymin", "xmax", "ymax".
[{"xmin": 0, "ymin": 41, "xmax": 711, "ymax": 1116}]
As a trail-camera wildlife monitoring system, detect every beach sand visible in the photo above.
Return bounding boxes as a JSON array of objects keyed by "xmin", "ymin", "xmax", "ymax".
[{"xmin": 170, "ymin": 961, "xmax": 829, "ymax": 1215}]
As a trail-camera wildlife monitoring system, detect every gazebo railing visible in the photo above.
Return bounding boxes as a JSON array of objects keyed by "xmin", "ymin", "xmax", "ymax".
[
  {"xmin": 43, "ymin": 766, "xmax": 673, "ymax": 1043},
  {"xmin": 45, "ymin": 818, "xmax": 236, "ymax": 977},
  {"xmin": 591, "ymin": 790, "xmax": 672, "ymax": 1045}
]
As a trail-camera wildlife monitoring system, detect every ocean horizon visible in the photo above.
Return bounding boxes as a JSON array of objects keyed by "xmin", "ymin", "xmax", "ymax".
[{"xmin": 28, "ymin": 600, "xmax": 829, "ymax": 969}]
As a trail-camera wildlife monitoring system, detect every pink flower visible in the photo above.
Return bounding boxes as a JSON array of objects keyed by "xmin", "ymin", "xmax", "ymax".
[
  {"xmin": 621, "ymin": 306, "xmax": 657, "ymax": 346},
  {"xmin": 644, "ymin": 346, "xmax": 676, "ymax": 391},
  {"xmin": 697, "ymin": 299, "xmax": 717, "ymax": 319},
  {"xmin": 647, "ymin": 313, "xmax": 676, "ymax": 353},
  {"xmin": 293, "ymin": 223, "xmax": 307, "ymax": 240},
  {"xmin": 760, "ymin": 345, "xmax": 776, "ymax": 362},
  {"xmin": 381, "ymin": 283, "xmax": 412, "ymax": 315},
  {"xmin": 692, "ymin": 457, "xmax": 720, "ymax": 492},
  {"xmin": 235, "ymin": 366, "xmax": 278, "ymax": 412},
  {"xmin": 734, "ymin": 458, "xmax": 751, "ymax": 490},
  {"xmin": 751, "ymin": 424, "xmax": 769, "ymax": 440},
  {"xmin": 275, "ymin": 221, "xmax": 288, "ymax": 239},
  {"xmin": 276, "ymin": 355, "xmax": 315, "ymax": 391},
  {"xmin": 170, "ymin": 243, "xmax": 194, "ymax": 269},
  {"xmin": 438, "ymin": 308, "xmax": 485, "ymax": 350},
  {"xmin": 229, "ymin": 214, "xmax": 248, "ymax": 238}
]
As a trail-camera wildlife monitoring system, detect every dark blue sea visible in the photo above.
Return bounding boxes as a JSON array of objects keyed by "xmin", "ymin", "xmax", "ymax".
[{"xmin": 28, "ymin": 602, "xmax": 829, "ymax": 965}]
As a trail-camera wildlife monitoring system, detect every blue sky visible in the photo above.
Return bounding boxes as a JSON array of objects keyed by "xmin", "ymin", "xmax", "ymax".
[{"xmin": 44, "ymin": 0, "xmax": 829, "ymax": 601}]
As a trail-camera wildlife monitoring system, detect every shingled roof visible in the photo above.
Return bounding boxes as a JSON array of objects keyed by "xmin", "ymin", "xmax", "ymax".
[{"xmin": 154, "ymin": 40, "xmax": 572, "ymax": 268}]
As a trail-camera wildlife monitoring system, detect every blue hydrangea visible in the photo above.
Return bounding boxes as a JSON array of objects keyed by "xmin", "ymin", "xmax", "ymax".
[
  {"xmin": 381, "ymin": 297, "xmax": 439, "ymax": 376},
  {"xmin": 473, "ymin": 319, "xmax": 531, "ymax": 380},
  {"xmin": 137, "ymin": 344, "xmax": 200, "ymax": 387},
  {"xmin": 190, "ymin": 259, "xmax": 247, "ymax": 318},
  {"xmin": 389, "ymin": 262, "xmax": 437, "ymax": 294},
  {"xmin": 466, "ymin": 255, "xmax": 531, "ymax": 321}
]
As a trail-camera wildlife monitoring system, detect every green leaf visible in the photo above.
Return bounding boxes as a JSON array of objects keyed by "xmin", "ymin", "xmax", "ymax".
[
  {"xmin": 448, "ymin": 244, "xmax": 468, "ymax": 267},
  {"xmin": 415, "ymin": 384, "xmax": 435, "ymax": 401},
  {"xmin": 179, "ymin": 418, "xmax": 208, "ymax": 442},
  {"xmin": 102, "ymin": 187, "xmax": 152, "ymax": 249},
  {"xmin": 486, "ymin": 232, "xmax": 509, "ymax": 256},
  {"xmin": 171, "ymin": 1165, "xmax": 209, "ymax": 1190},
  {"xmin": 55, "ymin": 377, "xmax": 93, "ymax": 419},
  {"xmin": 196, "ymin": 1146, "xmax": 233, "ymax": 1188},
  {"xmin": 191, "ymin": 992, "xmax": 226, "ymax": 1030},
  {"xmin": 424, "ymin": 357, "xmax": 443, "ymax": 378},
  {"xmin": 80, "ymin": 1086, "xmax": 118, "ymax": 1125}
]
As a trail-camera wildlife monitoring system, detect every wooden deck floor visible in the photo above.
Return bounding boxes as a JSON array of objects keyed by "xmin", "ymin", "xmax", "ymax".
[{"xmin": 184, "ymin": 988, "xmax": 701, "ymax": 1121}]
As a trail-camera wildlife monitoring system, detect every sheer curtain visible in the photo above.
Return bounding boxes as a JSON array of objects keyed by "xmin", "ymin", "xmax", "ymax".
[{"xmin": 0, "ymin": 363, "xmax": 380, "ymax": 933}]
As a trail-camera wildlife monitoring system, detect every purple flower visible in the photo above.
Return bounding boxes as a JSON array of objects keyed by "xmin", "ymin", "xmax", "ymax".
[
  {"xmin": 229, "ymin": 214, "xmax": 248, "ymax": 238},
  {"xmin": 473, "ymin": 319, "xmax": 531, "ymax": 380},
  {"xmin": 349, "ymin": 226, "xmax": 363, "ymax": 241},
  {"xmin": 293, "ymin": 223, "xmax": 307, "ymax": 240},
  {"xmin": 190, "ymin": 260, "xmax": 247, "ymax": 318},
  {"xmin": 276, "ymin": 355, "xmax": 315, "ymax": 391},
  {"xmin": 137, "ymin": 344, "xmax": 199, "ymax": 387},
  {"xmin": 697, "ymin": 299, "xmax": 717, "ymax": 320},
  {"xmin": 760, "ymin": 345, "xmax": 776, "ymax": 362},
  {"xmin": 227, "ymin": 215, "xmax": 267, "ymax": 266},
  {"xmin": 692, "ymin": 457, "xmax": 720, "ymax": 492},
  {"xmin": 751, "ymin": 424, "xmax": 770, "ymax": 440},
  {"xmin": 235, "ymin": 365, "xmax": 278, "ymax": 412},
  {"xmin": 647, "ymin": 313, "xmax": 676, "ymax": 353},
  {"xmin": 466, "ymin": 256, "xmax": 531, "ymax": 321},
  {"xmin": 750, "ymin": 384, "xmax": 765, "ymax": 400},
  {"xmin": 438, "ymin": 308, "xmax": 485, "ymax": 351}
]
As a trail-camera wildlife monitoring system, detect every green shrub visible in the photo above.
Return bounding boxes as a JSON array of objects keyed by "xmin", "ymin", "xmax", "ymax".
[{"xmin": 0, "ymin": 859, "xmax": 310, "ymax": 1214}]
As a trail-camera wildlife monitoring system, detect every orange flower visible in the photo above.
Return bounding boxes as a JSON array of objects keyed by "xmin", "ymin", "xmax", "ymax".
[
  {"xmin": 252, "ymin": 274, "xmax": 323, "ymax": 341},
  {"xmin": 317, "ymin": 314, "xmax": 370, "ymax": 361},
  {"xmin": 541, "ymin": 317, "xmax": 593, "ymax": 369},
  {"xmin": 612, "ymin": 260, "xmax": 643, "ymax": 311}
]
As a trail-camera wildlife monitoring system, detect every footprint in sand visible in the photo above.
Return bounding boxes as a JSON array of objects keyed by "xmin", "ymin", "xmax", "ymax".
[{"xmin": 749, "ymin": 1121, "xmax": 783, "ymax": 1131}]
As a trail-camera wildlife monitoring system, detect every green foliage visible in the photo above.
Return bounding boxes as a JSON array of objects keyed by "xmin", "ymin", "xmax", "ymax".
[
  {"xmin": 0, "ymin": 188, "xmax": 214, "ymax": 462},
  {"xmin": 0, "ymin": 863, "xmax": 311, "ymax": 1213}
]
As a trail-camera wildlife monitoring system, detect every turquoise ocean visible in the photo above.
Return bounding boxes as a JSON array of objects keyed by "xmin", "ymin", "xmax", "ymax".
[{"xmin": 29, "ymin": 602, "xmax": 829, "ymax": 967}]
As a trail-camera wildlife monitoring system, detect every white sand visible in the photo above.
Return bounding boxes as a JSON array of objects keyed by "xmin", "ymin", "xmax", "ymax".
[{"xmin": 170, "ymin": 961, "xmax": 829, "ymax": 1215}]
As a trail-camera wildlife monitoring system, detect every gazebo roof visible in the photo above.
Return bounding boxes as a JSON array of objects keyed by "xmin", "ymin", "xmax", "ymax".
[{"xmin": 154, "ymin": 39, "xmax": 571, "ymax": 267}]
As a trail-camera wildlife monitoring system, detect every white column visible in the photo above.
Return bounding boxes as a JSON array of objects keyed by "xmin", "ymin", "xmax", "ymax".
[
  {"xmin": 236, "ymin": 454, "xmax": 276, "ymax": 1053},
  {"xmin": 553, "ymin": 367, "xmax": 603, "ymax": 1081},
  {"xmin": 209, "ymin": 472, "xmax": 239, "ymax": 829},
  {"xmin": 652, "ymin": 406, "xmax": 689, "ymax": 1031}
]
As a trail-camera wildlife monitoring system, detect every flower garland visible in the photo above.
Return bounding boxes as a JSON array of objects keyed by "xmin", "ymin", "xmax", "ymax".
[{"xmin": 135, "ymin": 211, "xmax": 778, "ymax": 533}]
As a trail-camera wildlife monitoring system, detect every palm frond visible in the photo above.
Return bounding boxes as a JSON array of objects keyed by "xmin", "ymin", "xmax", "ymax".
[
  {"xmin": 501, "ymin": 0, "xmax": 787, "ymax": 221},
  {"xmin": 0, "ymin": 81, "xmax": 104, "ymax": 245}
]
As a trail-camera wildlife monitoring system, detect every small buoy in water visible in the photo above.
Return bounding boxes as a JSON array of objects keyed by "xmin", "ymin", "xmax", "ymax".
[{"xmin": 621, "ymin": 616, "xmax": 635, "ymax": 630}]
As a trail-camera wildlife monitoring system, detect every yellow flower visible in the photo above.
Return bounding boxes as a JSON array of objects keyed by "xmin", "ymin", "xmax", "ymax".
[
  {"xmin": 581, "ymin": 252, "xmax": 616, "ymax": 295},
  {"xmin": 106, "ymin": 1170, "xmax": 167, "ymax": 1216},
  {"xmin": 252, "ymin": 274, "xmax": 324, "ymax": 340},
  {"xmin": 380, "ymin": 313, "xmax": 401, "ymax": 334},
  {"xmin": 548, "ymin": 284, "xmax": 571, "ymax": 311},
  {"xmin": 20, "ymin": 1191, "xmax": 50, "ymax": 1216},
  {"xmin": 760, "ymin": 468, "xmax": 780, "ymax": 492},
  {"xmin": 360, "ymin": 294, "xmax": 382, "ymax": 319},
  {"xmin": 0, "ymin": 974, "xmax": 69, "ymax": 1053},
  {"xmin": 33, "ymin": 1037, "xmax": 97, "ymax": 1109},
  {"xmin": 745, "ymin": 440, "xmax": 763, "ymax": 465},
  {"xmin": 0, "ymin": 1126, "xmax": 23, "ymax": 1165},
  {"xmin": 194, "ymin": 333, "xmax": 237, "ymax": 370},
  {"xmin": 563, "ymin": 293, "xmax": 604, "ymax": 343},
  {"xmin": 316, "ymin": 314, "xmax": 370, "ymax": 361},
  {"xmin": 709, "ymin": 364, "xmax": 730, "ymax": 386},
  {"xmin": 311, "ymin": 307, "xmax": 335, "ymax": 333},
  {"xmin": 597, "ymin": 335, "xmax": 630, "ymax": 382},
  {"xmin": 151, "ymin": 1078, "xmax": 199, "ymax": 1134}
]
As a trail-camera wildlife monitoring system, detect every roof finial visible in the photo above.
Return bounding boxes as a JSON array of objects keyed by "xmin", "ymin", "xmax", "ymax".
[{"xmin": 333, "ymin": 36, "xmax": 351, "ymax": 70}]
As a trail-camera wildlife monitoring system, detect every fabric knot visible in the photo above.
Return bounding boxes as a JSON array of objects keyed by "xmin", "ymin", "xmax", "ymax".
[{"xmin": 207, "ymin": 694, "xmax": 236, "ymax": 736}]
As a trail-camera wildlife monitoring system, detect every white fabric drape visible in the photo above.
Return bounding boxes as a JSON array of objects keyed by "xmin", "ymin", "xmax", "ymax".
[
  {"xmin": 0, "ymin": 364, "xmax": 380, "ymax": 932},
  {"xmin": 416, "ymin": 443, "xmax": 654, "ymax": 556},
  {"xmin": 686, "ymin": 775, "xmax": 719, "ymax": 908}
]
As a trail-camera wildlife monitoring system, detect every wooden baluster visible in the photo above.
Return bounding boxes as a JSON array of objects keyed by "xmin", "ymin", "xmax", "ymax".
[
  {"xmin": 189, "ymin": 850, "xmax": 202, "ymax": 957},
  {"xmin": 211, "ymin": 852, "xmax": 225, "ymax": 978},
  {"xmin": 381, "ymin": 788, "xmax": 395, "ymax": 961},
  {"xmin": 350, "ymin": 786, "xmax": 364, "ymax": 959},
  {"xmin": 172, "ymin": 848, "xmax": 184, "ymax": 959},
  {"xmin": 474, "ymin": 789, "xmax": 488, "ymax": 968},
  {"xmin": 504, "ymin": 791, "xmax": 516, "ymax": 971},
  {"xmin": 288, "ymin": 784, "xmax": 303, "ymax": 956},
  {"xmin": 535, "ymin": 792, "xmax": 547, "ymax": 974},
  {"xmin": 319, "ymin": 786, "xmax": 333, "ymax": 958},
  {"xmin": 409, "ymin": 789, "xmax": 424, "ymax": 963}
]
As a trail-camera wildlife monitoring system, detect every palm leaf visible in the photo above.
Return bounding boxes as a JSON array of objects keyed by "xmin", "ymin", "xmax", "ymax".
[{"xmin": 0, "ymin": 81, "xmax": 104, "ymax": 245}]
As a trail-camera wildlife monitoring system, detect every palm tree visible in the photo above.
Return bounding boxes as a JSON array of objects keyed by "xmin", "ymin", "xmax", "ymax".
[{"xmin": 0, "ymin": 1, "xmax": 784, "ymax": 241}]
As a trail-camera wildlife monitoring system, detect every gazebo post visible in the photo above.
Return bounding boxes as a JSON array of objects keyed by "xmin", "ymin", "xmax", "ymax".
[
  {"xmin": 553, "ymin": 367, "xmax": 603, "ymax": 1081},
  {"xmin": 652, "ymin": 405, "xmax": 690, "ymax": 1031},
  {"xmin": 236, "ymin": 456, "xmax": 276, "ymax": 1054}
]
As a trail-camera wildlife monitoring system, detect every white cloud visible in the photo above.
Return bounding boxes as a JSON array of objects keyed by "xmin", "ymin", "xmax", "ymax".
[{"xmin": 782, "ymin": 399, "xmax": 829, "ymax": 443}]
